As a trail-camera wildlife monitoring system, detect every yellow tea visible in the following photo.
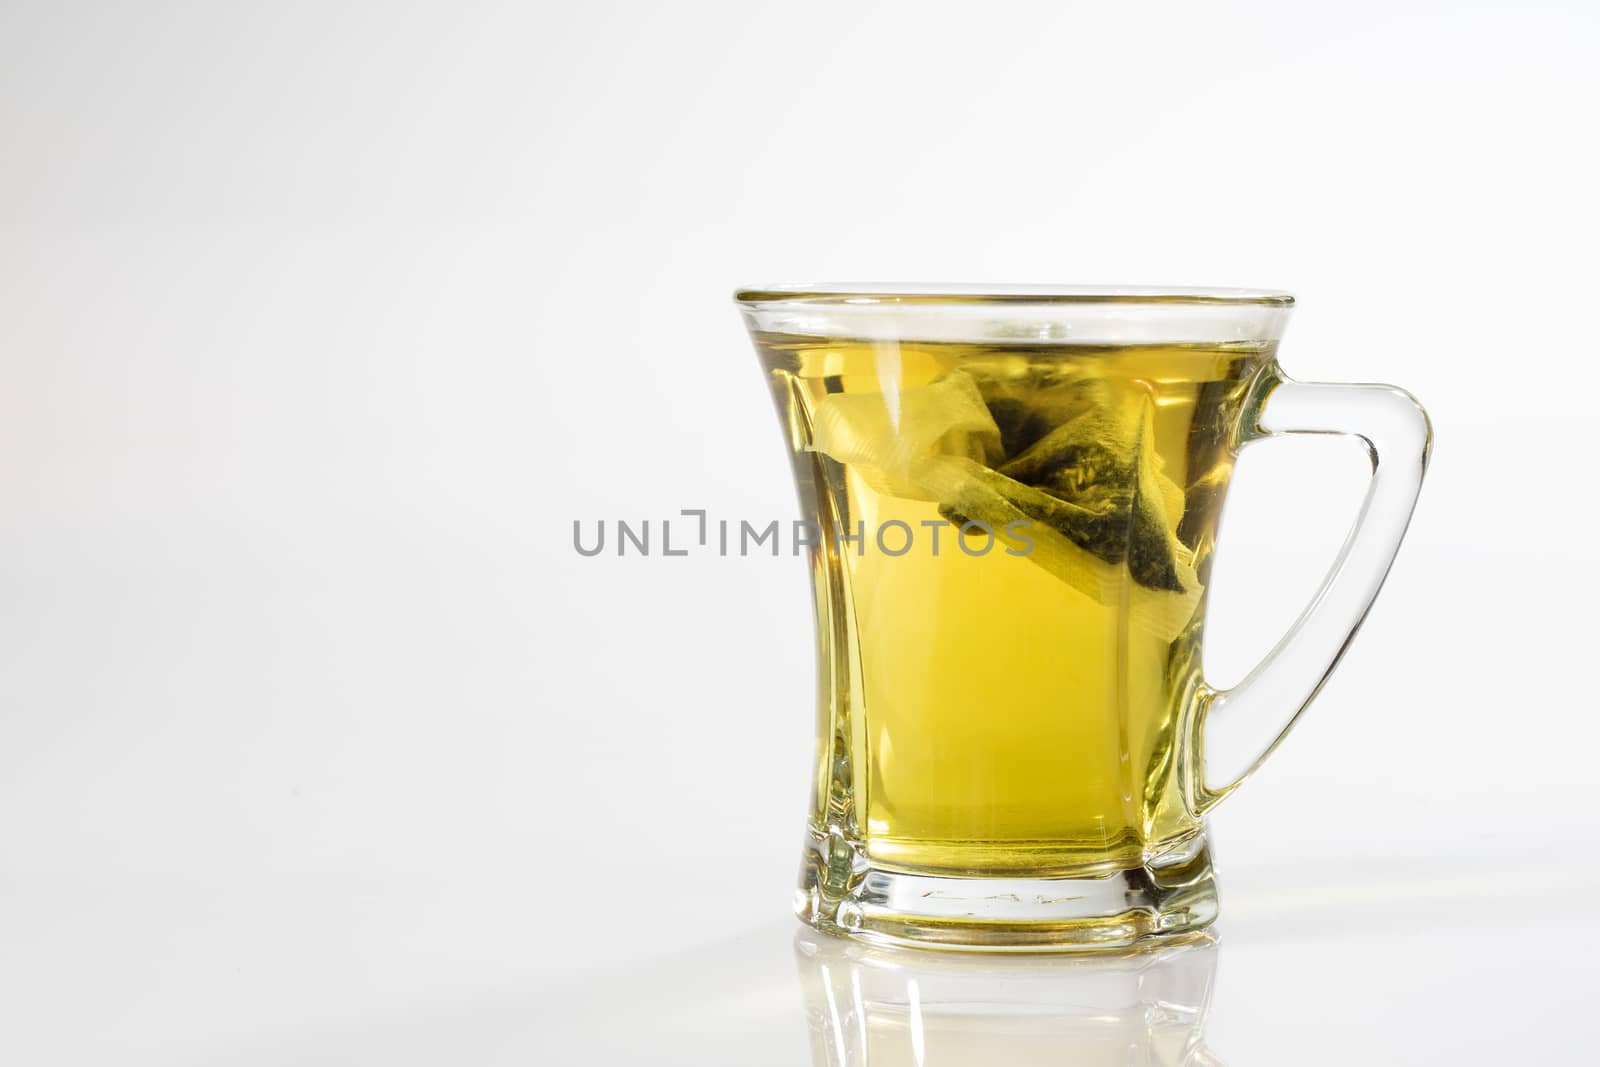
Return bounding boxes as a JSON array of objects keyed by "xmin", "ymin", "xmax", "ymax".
[{"xmin": 755, "ymin": 333, "xmax": 1272, "ymax": 878}]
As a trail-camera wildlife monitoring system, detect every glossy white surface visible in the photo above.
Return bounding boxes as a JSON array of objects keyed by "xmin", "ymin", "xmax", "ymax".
[{"xmin": 6, "ymin": 854, "xmax": 1595, "ymax": 1064}]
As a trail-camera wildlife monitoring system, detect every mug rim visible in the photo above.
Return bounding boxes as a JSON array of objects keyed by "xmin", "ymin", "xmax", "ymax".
[{"xmin": 734, "ymin": 283, "xmax": 1294, "ymax": 307}]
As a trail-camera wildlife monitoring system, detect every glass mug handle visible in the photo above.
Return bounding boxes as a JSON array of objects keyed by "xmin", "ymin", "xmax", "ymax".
[{"xmin": 1186, "ymin": 370, "xmax": 1433, "ymax": 815}]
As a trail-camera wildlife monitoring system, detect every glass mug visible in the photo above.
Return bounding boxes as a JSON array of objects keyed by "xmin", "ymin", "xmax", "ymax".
[{"xmin": 738, "ymin": 285, "xmax": 1431, "ymax": 950}]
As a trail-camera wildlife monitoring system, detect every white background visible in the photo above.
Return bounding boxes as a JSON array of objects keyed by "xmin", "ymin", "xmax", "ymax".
[{"xmin": 2, "ymin": 1, "xmax": 1597, "ymax": 1063}]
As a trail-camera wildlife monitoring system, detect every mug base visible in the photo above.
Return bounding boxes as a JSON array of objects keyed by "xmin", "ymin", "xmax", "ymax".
[{"xmin": 795, "ymin": 827, "xmax": 1218, "ymax": 953}]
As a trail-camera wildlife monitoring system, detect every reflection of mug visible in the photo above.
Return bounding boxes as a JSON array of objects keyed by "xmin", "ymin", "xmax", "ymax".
[
  {"xmin": 740, "ymin": 285, "xmax": 1430, "ymax": 949},
  {"xmin": 795, "ymin": 929, "xmax": 1222, "ymax": 1066}
]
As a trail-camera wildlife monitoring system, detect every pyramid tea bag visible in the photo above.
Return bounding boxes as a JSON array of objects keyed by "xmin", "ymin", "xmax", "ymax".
[
  {"xmin": 808, "ymin": 368, "xmax": 1201, "ymax": 642},
  {"xmin": 988, "ymin": 377, "xmax": 1191, "ymax": 593}
]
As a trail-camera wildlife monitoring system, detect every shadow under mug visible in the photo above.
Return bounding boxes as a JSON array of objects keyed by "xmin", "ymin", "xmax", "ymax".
[{"xmin": 739, "ymin": 285, "xmax": 1430, "ymax": 951}]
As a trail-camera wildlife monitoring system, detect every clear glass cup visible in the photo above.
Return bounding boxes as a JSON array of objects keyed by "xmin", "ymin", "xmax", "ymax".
[{"xmin": 738, "ymin": 284, "xmax": 1431, "ymax": 951}]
